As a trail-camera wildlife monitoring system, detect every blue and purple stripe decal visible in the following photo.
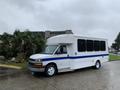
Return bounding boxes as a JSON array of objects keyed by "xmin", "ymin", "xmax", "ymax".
[{"xmin": 41, "ymin": 54, "xmax": 109, "ymax": 61}]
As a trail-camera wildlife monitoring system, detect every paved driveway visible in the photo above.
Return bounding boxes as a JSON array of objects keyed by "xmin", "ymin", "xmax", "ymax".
[{"xmin": 0, "ymin": 61, "xmax": 120, "ymax": 90}]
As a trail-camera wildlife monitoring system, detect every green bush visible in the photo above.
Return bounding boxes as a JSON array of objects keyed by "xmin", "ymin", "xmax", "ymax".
[{"xmin": 0, "ymin": 30, "xmax": 45, "ymax": 62}]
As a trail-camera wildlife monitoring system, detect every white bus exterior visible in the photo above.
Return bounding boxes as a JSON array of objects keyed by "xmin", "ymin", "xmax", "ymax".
[{"xmin": 28, "ymin": 34, "xmax": 109, "ymax": 76}]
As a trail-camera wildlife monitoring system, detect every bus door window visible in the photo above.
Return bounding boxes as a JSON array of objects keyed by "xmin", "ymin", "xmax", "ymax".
[{"xmin": 55, "ymin": 45, "xmax": 67, "ymax": 54}]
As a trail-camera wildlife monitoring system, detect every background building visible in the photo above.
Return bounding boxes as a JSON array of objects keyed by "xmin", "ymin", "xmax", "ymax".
[
  {"xmin": 44, "ymin": 30, "xmax": 73, "ymax": 39},
  {"xmin": 31, "ymin": 30, "xmax": 73, "ymax": 39}
]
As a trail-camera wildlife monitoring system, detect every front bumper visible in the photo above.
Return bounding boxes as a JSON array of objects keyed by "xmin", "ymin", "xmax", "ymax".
[
  {"xmin": 28, "ymin": 61, "xmax": 45, "ymax": 72},
  {"xmin": 28, "ymin": 67, "xmax": 45, "ymax": 72}
]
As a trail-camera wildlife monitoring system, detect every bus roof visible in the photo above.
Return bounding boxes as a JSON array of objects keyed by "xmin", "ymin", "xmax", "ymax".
[{"xmin": 47, "ymin": 34, "xmax": 107, "ymax": 45}]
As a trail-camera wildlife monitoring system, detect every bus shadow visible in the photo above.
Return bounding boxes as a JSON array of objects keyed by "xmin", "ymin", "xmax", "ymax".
[
  {"xmin": 34, "ymin": 66, "xmax": 100, "ymax": 78},
  {"xmin": 57, "ymin": 67, "xmax": 95, "ymax": 76}
]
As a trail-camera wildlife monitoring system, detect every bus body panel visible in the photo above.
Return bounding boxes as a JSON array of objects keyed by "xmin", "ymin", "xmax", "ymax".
[{"xmin": 28, "ymin": 34, "xmax": 109, "ymax": 73}]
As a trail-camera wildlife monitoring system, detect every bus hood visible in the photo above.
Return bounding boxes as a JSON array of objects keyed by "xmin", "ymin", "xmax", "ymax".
[{"xmin": 30, "ymin": 54, "xmax": 52, "ymax": 60}]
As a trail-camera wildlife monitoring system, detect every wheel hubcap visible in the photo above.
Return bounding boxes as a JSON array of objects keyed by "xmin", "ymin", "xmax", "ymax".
[
  {"xmin": 47, "ymin": 67, "xmax": 55, "ymax": 76},
  {"xmin": 96, "ymin": 62, "xmax": 100, "ymax": 68}
]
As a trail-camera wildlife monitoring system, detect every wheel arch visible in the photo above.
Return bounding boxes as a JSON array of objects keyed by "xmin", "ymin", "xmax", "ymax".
[
  {"xmin": 95, "ymin": 59, "xmax": 101, "ymax": 65},
  {"xmin": 46, "ymin": 62, "xmax": 58, "ymax": 72}
]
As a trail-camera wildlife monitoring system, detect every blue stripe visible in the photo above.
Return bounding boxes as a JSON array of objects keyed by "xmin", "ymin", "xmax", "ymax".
[{"xmin": 42, "ymin": 54, "xmax": 109, "ymax": 61}]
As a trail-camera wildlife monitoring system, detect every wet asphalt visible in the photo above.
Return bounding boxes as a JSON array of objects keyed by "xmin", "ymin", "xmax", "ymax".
[{"xmin": 0, "ymin": 61, "xmax": 120, "ymax": 90}]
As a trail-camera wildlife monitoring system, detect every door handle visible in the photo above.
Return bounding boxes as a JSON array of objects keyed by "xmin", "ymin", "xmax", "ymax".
[{"xmin": 67, "ymin": 55, "xmax": 69, "ymax": 57}]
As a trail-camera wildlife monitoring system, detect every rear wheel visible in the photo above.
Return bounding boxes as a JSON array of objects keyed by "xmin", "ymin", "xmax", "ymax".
[
  {"xmin": 94, "ymin": 61, "xmax": 101, "ymax": 69},
  {"xmin": 45, "ymin": 64, "xmax": 57, "ymax": 77}
]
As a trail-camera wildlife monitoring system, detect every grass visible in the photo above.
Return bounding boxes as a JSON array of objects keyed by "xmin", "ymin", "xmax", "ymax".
[{"xmin": 109, "ymin": 54, "xmax": 120, "ymax": 61}]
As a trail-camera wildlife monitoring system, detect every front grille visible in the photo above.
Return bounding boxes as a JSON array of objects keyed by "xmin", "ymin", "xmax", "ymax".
[{"xmin": 29, "ymin": 62, "xmax": 43, "ymax": 68}]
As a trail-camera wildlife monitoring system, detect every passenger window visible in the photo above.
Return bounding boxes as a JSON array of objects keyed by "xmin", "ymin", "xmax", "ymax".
[
  {"xmin": 55, "ymin": 45, "xmax": 67, "ymax": 54},
  {"xmin": 77, "ymin": 39, "xmax": 86, "ymax": 52},
  {"xmin": 87, "ymin": 40, "xmax": 93, "ymax": 51},
  {"xmin": 94, "ymin": 41, "xmax": 100, "ymax": 51},
  {"xmin": 78, "ymin": 39, "xmax": 106, "ymax": 52},
  {"xmin": 100, "ymin": 41, "xmax": 106, "ymax": 51}
]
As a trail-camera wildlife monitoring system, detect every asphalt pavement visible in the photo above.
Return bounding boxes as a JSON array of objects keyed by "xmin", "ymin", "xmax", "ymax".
[{"xmin": 0, "ymin": 61, "xmax": 120, "ymax": 90}]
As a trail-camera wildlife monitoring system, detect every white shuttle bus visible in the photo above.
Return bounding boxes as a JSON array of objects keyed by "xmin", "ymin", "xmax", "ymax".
[{"xmin": 28, "ymin": 34, "xmax": 109, "ymax": 77}]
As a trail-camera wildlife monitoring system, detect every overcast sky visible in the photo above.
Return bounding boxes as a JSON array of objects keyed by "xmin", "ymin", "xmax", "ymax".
[{"xmin": 0, "ymin": 0, "xmax": 120, "ymax": 46}]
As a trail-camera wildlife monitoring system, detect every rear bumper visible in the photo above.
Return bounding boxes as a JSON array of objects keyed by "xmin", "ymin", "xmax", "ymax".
[{"xmin": 28, "ymin": 66, "xmax": 45, "ymax": 72}]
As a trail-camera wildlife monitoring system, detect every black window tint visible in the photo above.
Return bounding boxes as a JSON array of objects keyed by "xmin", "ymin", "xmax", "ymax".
[
  {"xmin": 78, "ymin": 39, "xmax": 86, "ymax": 52},
  {"xmin": 87, "ymin": 40, "xmax": 93, "ymax": 51},
  {"xmin": 100, "ymin": 41, "xmax": 106, "ymax": 51},
  {"xmin": 94, "ymin": 41, "xmax": 100, "ymax": 51}
]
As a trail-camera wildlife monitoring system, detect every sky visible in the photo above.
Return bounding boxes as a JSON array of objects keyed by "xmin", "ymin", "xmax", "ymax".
[{"xmin": 0, "ymin": 0, "xmax": 120, "ymax": 46}]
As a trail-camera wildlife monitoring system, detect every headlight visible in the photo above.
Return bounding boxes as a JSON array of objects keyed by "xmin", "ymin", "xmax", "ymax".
[{"xmin": 36, "ymin": 59, "xmax": 42, "ymax": 62}]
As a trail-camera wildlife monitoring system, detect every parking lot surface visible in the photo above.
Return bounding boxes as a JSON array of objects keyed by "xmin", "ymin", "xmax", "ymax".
[{"xmin": 0, "ymin": 61, "xmax": 120, "ymax": 90}]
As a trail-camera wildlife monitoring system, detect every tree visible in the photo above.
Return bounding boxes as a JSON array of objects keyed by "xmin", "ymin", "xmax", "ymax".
[
  {"xmin": 111, "ymin": 32, "xmax": 120, "ymax": 51},
  {"xmin": 0, "ymin": 32, "xmax": 14, "ymax": 59},
  {"xmin": 0, "ymin": 29, "xmax": 45, "ymax": 61}
]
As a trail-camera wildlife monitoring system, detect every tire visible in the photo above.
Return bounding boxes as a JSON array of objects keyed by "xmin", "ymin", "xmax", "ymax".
[
  {"xmin": 45, "ymin": 64, "xmax": 57, "ymax": 77},
  {"xmin": 94, "ymin": 61, "xmax": 101, "ymax": 69}
]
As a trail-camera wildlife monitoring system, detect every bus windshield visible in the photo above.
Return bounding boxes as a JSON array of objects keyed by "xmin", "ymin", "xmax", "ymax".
[{"xmin": 43, "ymin": 45, "xmax": 58, "ymax": 54}]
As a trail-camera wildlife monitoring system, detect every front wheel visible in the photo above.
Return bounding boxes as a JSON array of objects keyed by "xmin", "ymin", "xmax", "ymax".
[
  {"xmin": 45, "ymin": 64, "xmax": 57, "ymax": 77},
  {"xmin": 94, "ymin": 61, "xmax": 101, "ymax": 69}
]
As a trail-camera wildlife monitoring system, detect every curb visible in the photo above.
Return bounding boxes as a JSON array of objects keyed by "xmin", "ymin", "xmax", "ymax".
[{"xmin": 0, "ymin": 64, "xmax": 22, "ymax": 69}]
